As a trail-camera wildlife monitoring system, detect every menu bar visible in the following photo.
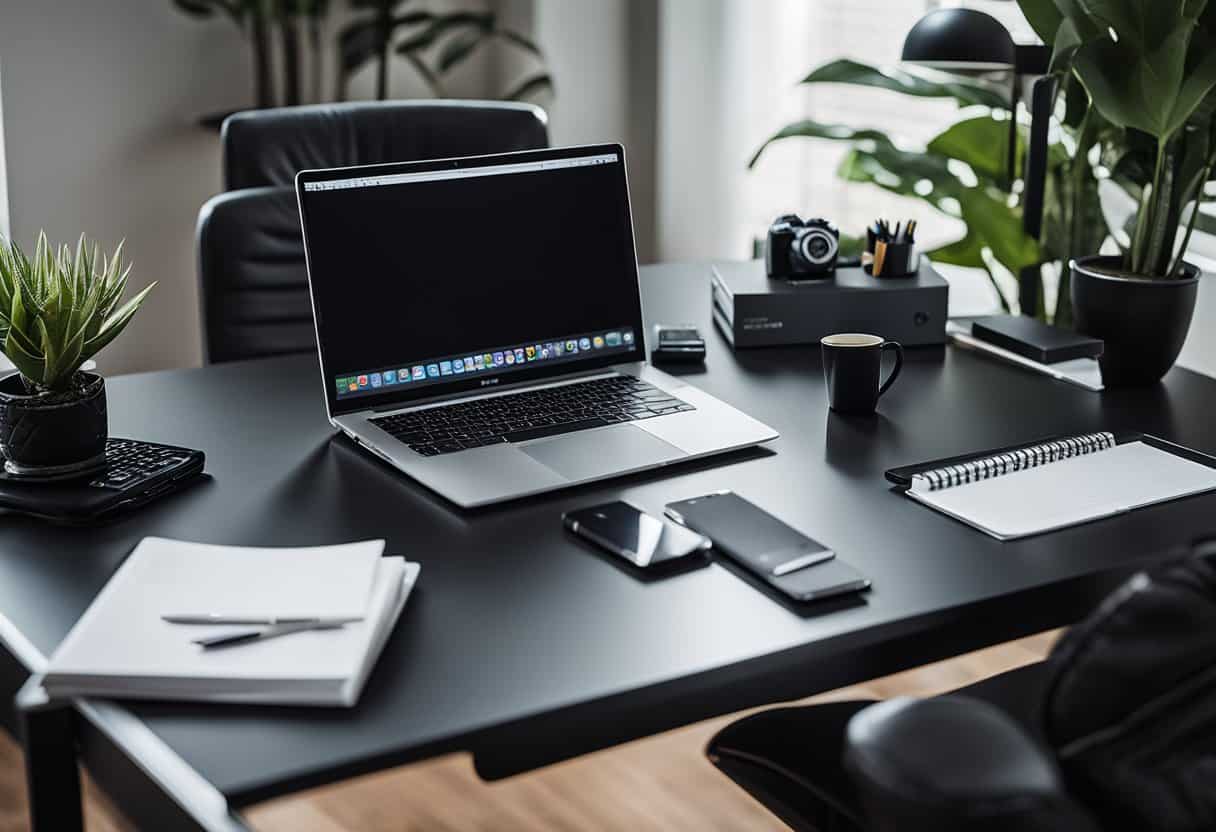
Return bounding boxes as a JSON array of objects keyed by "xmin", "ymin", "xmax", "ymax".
[{"xmin": 304, "ymin": 153, "xmax": 620, "ymax": 192}]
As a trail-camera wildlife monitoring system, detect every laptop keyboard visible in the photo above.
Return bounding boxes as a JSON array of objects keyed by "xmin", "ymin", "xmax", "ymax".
[{"xmin": 370, "ymin": 375, "xmax": 695, "ymax": 457}]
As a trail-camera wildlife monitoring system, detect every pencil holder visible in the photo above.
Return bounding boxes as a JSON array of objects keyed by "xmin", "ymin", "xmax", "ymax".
[{"xmin": 863, "ymin": 239, "xmax": 918, "ymax": 278}]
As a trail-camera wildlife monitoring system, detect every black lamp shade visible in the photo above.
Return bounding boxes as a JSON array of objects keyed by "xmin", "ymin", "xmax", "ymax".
[{"xmin": 901, "ymin": 8, "xmax": 1016, "ymax": 71}]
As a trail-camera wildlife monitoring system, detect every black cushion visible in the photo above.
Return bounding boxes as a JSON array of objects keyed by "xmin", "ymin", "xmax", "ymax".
[
  {"xmin": 221, "ymin": 100, "xmax": 550, "ymax": 190},
  {"xmin": 1041, "ymin": 550, "xmax": 1216, "ymax": 832},
  {"xmin": 196, "ymin": 188, "xmax": 316, "ymax": 364},
  {"xmin": 844, "ymin": 696, "xmax": 1098, "ymax": 832}
]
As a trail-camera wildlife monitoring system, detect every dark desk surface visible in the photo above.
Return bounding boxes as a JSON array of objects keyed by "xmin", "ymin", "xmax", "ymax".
[{"xmin": 3, "ymin": 262, "xmax": 1216, "ymax": 807}]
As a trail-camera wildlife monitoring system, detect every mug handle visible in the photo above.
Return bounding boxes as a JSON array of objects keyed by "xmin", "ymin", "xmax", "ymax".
[{"xmin": 878, "ymin": 340, "xmax": 903, "ymax": 397}]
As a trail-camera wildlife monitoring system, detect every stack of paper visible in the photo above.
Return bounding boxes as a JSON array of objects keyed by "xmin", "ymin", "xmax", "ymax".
[{"xmin": 43, "ymin": 537, "xmax": 419, "ymax": 707}]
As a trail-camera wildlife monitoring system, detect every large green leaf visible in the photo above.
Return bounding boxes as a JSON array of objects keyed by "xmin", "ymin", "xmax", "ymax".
[
  {"xmin": 837, "ymin": 145, "xmax": 1041, "ymax": 276},
  {"xmin": 801, "ymin": 59, "xmax": 1009, "ymax": 110},
  {"xmin": 926, "ymin": 116, "xmax": 1023, "ymax": 184},
  {"xmin": 1017, "ymin": 0, "xmax": 1064, "ymax": 43},
  {"xmin": 1070, "ymin": 2, "xmax": 1216, "ymax": 140},
  {"xmin": 749, "ymin": 120, "xmax": 892, "ymax": 168},
  {"xmin": 925, "ymin": 231, "xmax": 1012, "ymax": 312}
]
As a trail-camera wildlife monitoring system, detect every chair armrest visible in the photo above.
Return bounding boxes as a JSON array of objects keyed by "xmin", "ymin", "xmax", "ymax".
[{"xmin": 843, "ymin": 696, "xmax": 1099, "ymax": 832}]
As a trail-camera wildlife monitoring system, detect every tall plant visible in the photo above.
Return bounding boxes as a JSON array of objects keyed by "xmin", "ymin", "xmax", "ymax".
[
  {"xmin": 1019, "ymin": 0, "xmax": 1216, "ymax": 279},
  {"xmin": 750, "ymin": 58, "xmax": 1106, "ymax": 322},
  {"xmin": 173, "ymin": 0, "xmax": 331, "ymax": 122},
  {"xmin": 173, "ymin": 0, "xmax": 553, "ymax": 120},
  {"xmin": 338, "ymin": 1, "xmax": 552, "ymax": 102}
]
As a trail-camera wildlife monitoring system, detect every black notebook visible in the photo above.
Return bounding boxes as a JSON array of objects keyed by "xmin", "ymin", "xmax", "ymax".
[
  {"xmin": 971, "ymin": 316, "xmax": 1103, "ymax": 364},
  {"xmin": 887, "ymin": 433, "xmax": 1216, "ymax": 540}
]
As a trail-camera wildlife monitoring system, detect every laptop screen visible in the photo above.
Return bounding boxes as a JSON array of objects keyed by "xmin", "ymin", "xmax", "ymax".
[{"xmin": 297, "ymin": 144, "xmax": 646, "ymax": 417}]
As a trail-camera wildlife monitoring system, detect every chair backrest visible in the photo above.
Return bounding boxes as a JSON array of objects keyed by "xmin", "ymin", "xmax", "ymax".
[
  {"xmin": 197, "ymin": 187, "xmax": 316, "ymax": 364},
  {"xmin": 221, "ymin": 100, "xmax": 550, "ymax": 190},
  {"xmin": 198, "ymin": 100, "xmax": 549, "ymax": 364}
]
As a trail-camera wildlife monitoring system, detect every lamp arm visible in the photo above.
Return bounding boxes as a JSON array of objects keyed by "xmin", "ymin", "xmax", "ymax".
[
  {"xmin": 1023, "ymin": 74, "xmax": 1056, "ymax": 241},
  {"xmin": 1007, "ymin": 74, "xmax": 1020, "ymax": 188}
]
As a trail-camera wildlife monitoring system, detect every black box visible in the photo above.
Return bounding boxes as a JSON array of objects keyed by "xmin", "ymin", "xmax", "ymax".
[
  {"xmin": 711, "ymin": 260, "xmax": 949, "ymax": 348},
  {"xmin": 970, "ymin": 315, "xmax": 1102, "ymax": 364}
]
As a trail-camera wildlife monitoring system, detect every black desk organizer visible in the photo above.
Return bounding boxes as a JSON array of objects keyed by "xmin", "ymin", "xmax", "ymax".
[{"xmin": 863, "ymin": 226, "xmax": 918, "ymax": 278}]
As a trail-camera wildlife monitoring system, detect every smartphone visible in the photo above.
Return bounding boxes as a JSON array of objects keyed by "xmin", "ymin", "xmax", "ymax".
[
  {"xmin": 664, "ymin": 491, "xmax": 870, "ymax": 602},
  {"xmin": 563, "ymin": 500, "xmax": 711, "ymax": 568}
]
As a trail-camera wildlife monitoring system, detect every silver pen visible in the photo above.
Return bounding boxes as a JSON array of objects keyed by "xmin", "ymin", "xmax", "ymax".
[
  {"xmin": 192, "ymin": 620, "xmax": 351, "ymax": 650},
  {"xmin": 162, "ymin": 614, "xmax": 362, "ymax": 626}
]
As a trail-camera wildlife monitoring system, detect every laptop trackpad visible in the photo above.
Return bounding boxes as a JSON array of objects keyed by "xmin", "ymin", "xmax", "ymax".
[{"xmin": 520, "ymin": 425, "xmax": 686, "ymax": 481}]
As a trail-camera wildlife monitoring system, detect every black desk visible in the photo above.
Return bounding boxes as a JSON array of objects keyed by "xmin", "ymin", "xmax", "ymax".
[{"xmin": 5, "ymin": 262, "xmax": 1216, "ymax": 830}]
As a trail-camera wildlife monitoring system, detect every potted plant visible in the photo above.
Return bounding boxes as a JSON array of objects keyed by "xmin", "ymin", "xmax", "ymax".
[
  {"xmin": 1022, "ymin": 0, "xmax": 1216, "ymax": 385},
  {"xmin": 0, "ymin": 233, "xmax": 154, "ymax": 477}
]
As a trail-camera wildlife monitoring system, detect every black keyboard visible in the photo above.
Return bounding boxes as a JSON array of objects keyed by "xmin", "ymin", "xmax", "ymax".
[
  {"xmin": 89, "ymin": 438, "xmax": 201, "ymax": 490},
  {"xmin": 370, "ymin": 375, "xmax": 696, "ymax": 457}
]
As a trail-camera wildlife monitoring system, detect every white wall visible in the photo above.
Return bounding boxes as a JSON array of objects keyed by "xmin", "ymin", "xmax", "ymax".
[
  {"xmin": 532, "ymin": 0, "xmax": 657, "ymax": 261},
  {"xmin": 534, "ymin": 1, "xmax": 629, "ymax": 147},
  {"xmin": 0, "ymin": 59, "xmax": 9, "ymax": 241},
  {"xmin": 0, "ymin": 3, "xmax": 251, "ymax": 376}
]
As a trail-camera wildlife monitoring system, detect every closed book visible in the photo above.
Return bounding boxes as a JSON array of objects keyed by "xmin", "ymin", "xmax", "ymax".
[
  {"xmin": 971, "ymin": 316, "xmax": 1103, "ymax": 364},
  {"xmin": 43, "ymin": 538, "xmax": 420, "ymax": 707}
]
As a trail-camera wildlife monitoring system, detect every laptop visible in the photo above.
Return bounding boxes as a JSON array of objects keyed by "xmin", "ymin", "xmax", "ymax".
[{"xmin": 296, "ymin": 143, "xmax": 778, "ymax": 507}]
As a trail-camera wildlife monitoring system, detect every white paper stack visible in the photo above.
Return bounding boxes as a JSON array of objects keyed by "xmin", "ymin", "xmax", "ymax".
[{"xmin": 43, "ymin": 537, "xmax": 419, "ymax": 707}]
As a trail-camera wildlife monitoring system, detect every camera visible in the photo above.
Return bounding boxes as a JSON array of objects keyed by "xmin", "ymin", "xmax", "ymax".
[{"xmin": 766, "ymin": 214, "xmax": 839, "ymax": 279}]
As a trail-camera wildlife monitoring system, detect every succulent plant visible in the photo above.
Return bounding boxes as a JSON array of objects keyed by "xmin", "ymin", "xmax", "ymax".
[{"xmin": 0, "ymin": 232, "xmax": 155, "ymax": 393}]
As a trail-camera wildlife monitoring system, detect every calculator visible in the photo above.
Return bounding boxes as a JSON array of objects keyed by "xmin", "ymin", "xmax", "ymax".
[{"xmin": 0, "ymin": 438, "xmax": 206, "ymax": 523}]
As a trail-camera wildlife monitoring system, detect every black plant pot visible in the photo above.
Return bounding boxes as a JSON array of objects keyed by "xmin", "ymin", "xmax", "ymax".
[
  {"xmin": 1071, "ymin": 255, "xmax": 1200, "ymax": 387},
  {"xmin": 0, "ymin": 372, "xmax": 108, "ymax": 476}
]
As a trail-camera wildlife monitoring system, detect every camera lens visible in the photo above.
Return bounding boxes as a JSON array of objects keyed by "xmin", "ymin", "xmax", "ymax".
[{"xmin": 798, "ymin": 229, "xmax": 838, "ymax": 265}]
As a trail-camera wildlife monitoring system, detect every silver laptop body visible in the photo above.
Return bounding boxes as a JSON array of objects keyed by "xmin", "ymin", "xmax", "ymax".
[{"xmin": 297, "ymin": 144, "xmax": 777, "ymax": 508}]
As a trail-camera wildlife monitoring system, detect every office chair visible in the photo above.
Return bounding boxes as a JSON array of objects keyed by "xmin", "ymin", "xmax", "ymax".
[
  {"xmin": 197, "ymin": 101, "xmax": 549, "ymax": 363},
  {"xmin": 707, "ymin": 543, "xmax": 1216, "ymax": 832}
]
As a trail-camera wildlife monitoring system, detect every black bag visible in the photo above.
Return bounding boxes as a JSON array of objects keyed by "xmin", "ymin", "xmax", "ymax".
[{"xmin": 1042, "ymin": 547, "xmax": 1216, "ymax": 832}]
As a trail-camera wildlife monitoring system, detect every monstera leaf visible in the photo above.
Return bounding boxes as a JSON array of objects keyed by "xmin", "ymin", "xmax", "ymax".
[
  {"xmin": 801, "ymin": 59, "xmax": 1009, "ymax": 110},
  {"xmin": 1072, "ymin": 2, "xmax": 1216, "ymax": 141},
  {"xmin": 927, "ymin": 116, "xmax": 1026, "ymax": 184}
]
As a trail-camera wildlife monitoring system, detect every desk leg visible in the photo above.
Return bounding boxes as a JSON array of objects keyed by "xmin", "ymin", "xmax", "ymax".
[{"xmin": 17, "ymin": 680, "xmax": 84, "ymax": 832}]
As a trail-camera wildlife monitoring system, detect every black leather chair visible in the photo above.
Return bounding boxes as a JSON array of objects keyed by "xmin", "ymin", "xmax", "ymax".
[
  {"xmin": 220, "ymin": 100, "xmax": 550, "ymax": 190},
  {"xmin": 197, "ymin": 101, "xmax": 549, "ymax": 363},
  {"xmin": 707, "ymin": 544, "xmax": 1216, "ymax": 832}
]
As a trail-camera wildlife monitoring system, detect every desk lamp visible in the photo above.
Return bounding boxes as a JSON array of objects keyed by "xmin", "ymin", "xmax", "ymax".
[{"xmin": 902, "ymin": 7, "xmax": 1050, "ymax": 313}]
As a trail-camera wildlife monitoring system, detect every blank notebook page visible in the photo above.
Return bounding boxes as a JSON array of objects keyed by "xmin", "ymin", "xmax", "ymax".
[
  {"xmin": 911, "ymin": 442, "xmax": 1216, "ymax": 539},
  {"xmin": 129, "ymin": 537, "xmax": 384, "ymax": 620}
]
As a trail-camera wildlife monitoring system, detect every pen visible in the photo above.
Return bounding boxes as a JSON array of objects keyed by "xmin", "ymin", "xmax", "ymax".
[
  {"xmin": 192, "ymin": 620, "xmax": 351, "ymax": 650},
  {"xmin": 163, "ymin": 615, "xmax": 362, "ymax": 626}
]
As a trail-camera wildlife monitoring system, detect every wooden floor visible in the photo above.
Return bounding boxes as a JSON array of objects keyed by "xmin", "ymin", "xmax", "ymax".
[{"xmin": 0, "ymin": 631, "xmax": 1058, "ymax": 832}]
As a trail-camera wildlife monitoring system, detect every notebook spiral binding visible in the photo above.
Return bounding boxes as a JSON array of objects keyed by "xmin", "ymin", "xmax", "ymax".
[{"xmin": 915, "ymin": 432, "xmax": 1117, "ymax": 492}]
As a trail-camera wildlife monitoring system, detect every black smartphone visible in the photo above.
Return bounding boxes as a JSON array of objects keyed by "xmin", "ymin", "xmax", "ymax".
[
  {"xmin": 664, "ymin": 491, "xmax": 870, "ymax": 602},
  {"xmin": 563, "ymin": 500, "xmax": 711, "ymax": 568}
]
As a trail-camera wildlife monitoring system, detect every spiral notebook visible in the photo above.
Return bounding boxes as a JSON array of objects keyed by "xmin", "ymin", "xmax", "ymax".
[{"xmin": 886, "ymin": 432, "xmax": 1216, "ymax": 540}]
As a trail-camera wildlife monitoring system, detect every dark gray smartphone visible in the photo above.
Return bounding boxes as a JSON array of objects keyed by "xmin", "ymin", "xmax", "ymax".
[
  {"xmin": 664, "ymin": 491, "xmax": 870, "ymax": 602},
  {"xmin": 563, "ymin": 500, "xmax": 711, "ymax": 568}
]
